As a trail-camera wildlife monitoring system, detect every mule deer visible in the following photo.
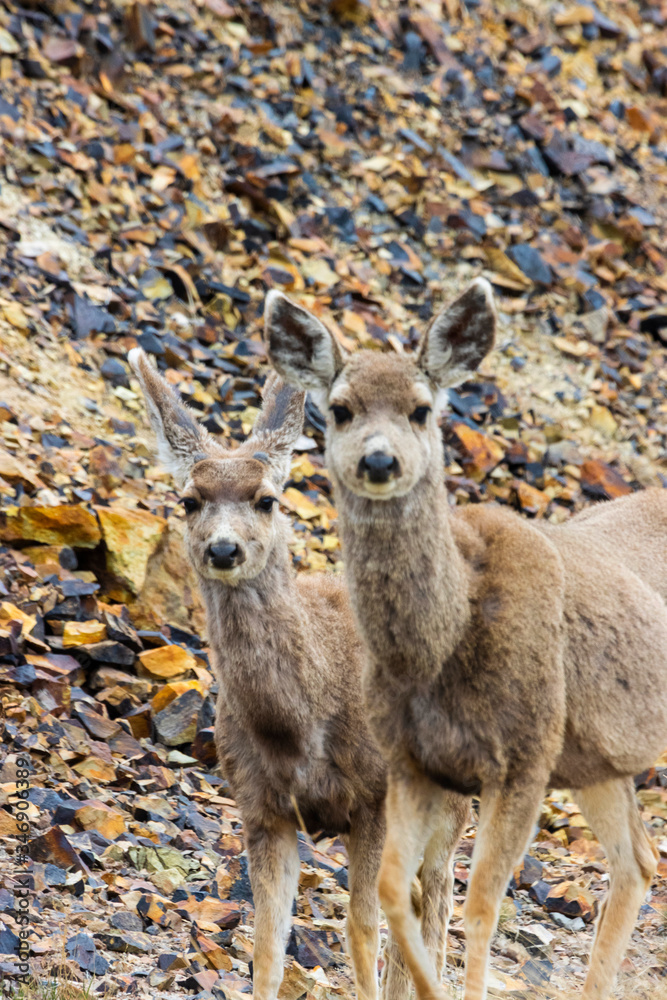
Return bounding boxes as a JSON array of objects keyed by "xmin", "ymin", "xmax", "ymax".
[
  {"xmin": 265, "ymin": 281, "xmax": 666, "ymax": 1000},
  {"xmin": 128, "ymin": 348, "xmax": 463, "ymax": 1000}
]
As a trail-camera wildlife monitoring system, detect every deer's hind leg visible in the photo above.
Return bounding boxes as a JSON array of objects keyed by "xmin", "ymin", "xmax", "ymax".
[
  {"xmin": 420, "ymin": 800, "xmax": 470, "ymax": 980},
  {"xmin": 575, "ymin": 777, "xmax": 658, "ymax": 1000},
  {"xmin": 381, "ymin": 930, "xmax": 412, "ymax": 1000}
]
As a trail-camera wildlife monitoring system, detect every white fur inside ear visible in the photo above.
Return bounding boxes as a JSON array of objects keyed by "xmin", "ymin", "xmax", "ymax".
[
  {"xmin": 265, "ymin": 289, "xmax": 286, "ymax": 314},
  {"xmin": 154, "ymin": 437, "xmax": 194, "ymax": 488},
  {"xmin": 434, "ymin": 386, "xmax": 451, "ymax": 415},
  {"xmin": 308, "ymin": 386, "xmax": 330, "ymax": 415},
  {"xmin": 128, "ymin": 347, "xmax": 143, "ymax": 371}
]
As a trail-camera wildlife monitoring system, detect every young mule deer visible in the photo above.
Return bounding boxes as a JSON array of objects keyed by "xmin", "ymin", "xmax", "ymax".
[
  {"xmin": 265, "ymin": 281, "xmax": 666, "ymax": 1000},
  {"xmin": 128, "ymin": 349, "xmax": 458, "ymax": 1000}
]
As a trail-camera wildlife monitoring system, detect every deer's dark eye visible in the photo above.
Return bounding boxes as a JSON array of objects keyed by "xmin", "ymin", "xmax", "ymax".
[
  {"xmin": 331, "ymin": 405, "xmax": 352, "ymax": 426},
  {"xmin": 256, "ymin": 496, "xmax": 277, "ymax": 513},
  {"xmin": 410, "ymin": 406, "xmax": 431, "ymax": 425},
  {"xmin": 181, "ymin": 497, "xmax": 200, "ymax": 515}
]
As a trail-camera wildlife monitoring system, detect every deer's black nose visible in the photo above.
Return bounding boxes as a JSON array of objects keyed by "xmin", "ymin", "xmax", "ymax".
[
  {"xmin": 207, "ymin": 541, "xmax": 244, "ymax": 569},
  {"xmin": 358, "ymin": 451, "xmax": 400, "ymax": 484}
]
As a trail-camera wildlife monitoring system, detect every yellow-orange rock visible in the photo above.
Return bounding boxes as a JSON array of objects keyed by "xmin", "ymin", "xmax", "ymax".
[
  {"xmin": 0, "ymin": 505, "xmax": 101, "ymax": 547},
  {"xmin": 138, "ymin": 645, "xmax": 196, "ymax": 679},
  {"xmin": 0, "ymin": 809, "xmax": 19, "ymax": 837},
  {"xmin": 178, "ymin": 896, "xmax": 241, "ymax": 928},
  {"xmin": 151, "ymin": 680, "xmax": 204, "ymax": 714},
  {"xmin": 127, "ymin": 519, "xmax": 206, "ymax": 633},
  {"xmin": 448, "ymin": 422, "xmax": 506, "ymax": 482},
  {"xmin": 95, "ymin": 505, "xmax": 166, "ymax": 595},
  {"xmin": 580, "ymin": 459, "xmax": 632, "ymax": 500},
  {"xmin": 21, "ymin": 545, "xmax": 68, "ymax": 577},
  {"xmin": 554, "ymin": 4, "xmax": 594, "ymax": 25},
  {"xmin": 0, "ymin": 602, "xmax": 37, "ymax": 637},
  {"xmin": 63, "ymin": 620, "xmax": 107, "ymax": 646},
  {"xmin": 125, "ymin": 706, "xmax": 151, "ymax": 739},
  {"xmin": 281, "ymin": 487, "xmax": 321, "ymax": 520},
  {"xmin": 589, "ymin": 405, "xmax": 618, "ymax": 438},
  {"xmin": 513, "ymin": 481, "xmax": 550, "ymax": 518},
  {"xmin": 192, "ymin": 930, "xmax": 233, "ymax": 971},
  {"xmin": 75, "ymin": 800, "xmax": 127, "ymax": 839},
  {"xmin": 73, "ymin": 757, "xmax": 117, "ymax": 782}
]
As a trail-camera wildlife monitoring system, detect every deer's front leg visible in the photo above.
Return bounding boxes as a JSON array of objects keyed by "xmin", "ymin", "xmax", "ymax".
[
  {"xmin": 246, "ymin": 820, "xmax": 300, "ymax": 1000},
  {"xmin": 345, "ymin": 806, "xmax": 385, "ymax": 1000},
  {"xmin": 378, "ymin": 768, "xmax": 465, "ymax": 1000},
  {"xmin": 463, "ymin": 775, "xmax": 546, "ymax": 1000}
]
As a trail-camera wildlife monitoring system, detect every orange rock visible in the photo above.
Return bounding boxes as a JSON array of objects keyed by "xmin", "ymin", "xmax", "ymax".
[
  {"xmin": 128, "ymin": 519, "xmax": 206, "ymax": 633},
  {"xmin": 142, "ymin": 897, "xmax": 172, "ymax": 925},
  {"xmin": 513, "ymin": 481, "xmax": 550, "ymax": 518},
  {"xmin": 125, "ymin": 705, "xmax": 152, "ymax": 739},
  {"xmin": 626, "ymin": 106, "xmax": 652, "ymax": 132},
  {"xmin": 554, "ymin": 4, "xmax": 594, "ymax": 25},
  {"xmin": 580, "ymin": 459, "xmax": 632, "ymax": 500},
  {"xmin": 192, "ymin": 929, "xmax": 233, "ymax": 971},
  {"xmin": 138, "ymin": 645, "xmax": 196, "ymax": 679},
  {"xmin": 63, "ymin": 620, "xmax": 107, "ymax": 646},
  {"xmin": 448, "ymin": 421, "xmax": 505, "ymax": 482},
  {"xmin": 0, "ymin": 810, "xmax": 19, "ymax": 837},
  {"xmin": 95, "ymin": 505, "xmax": 167, "ymax": 595},
  {"xmin": 178, "ymin": 896, "xmax": 241, "ymax": 929},
  {"xmin": 0, "ymin": 505, "xmax": 101, "ymax": 547},
  {"xmin": 75, "ymin": 800, "xmax": 127, "ymax": 839},
  {"xmin": 73, "ymin": 757, "xmax": 117, "ymax": 782},
  {"xmin": 21, "ymin": 545, "xmax": 69, "ymax": 578},
  {"xmin": 543, "ymin": 880, "xmax": 598, "ymax": 923},
  {"xmin": 28, "ymin": 826, "xmax": 89, "ymax": 872},
  {"xmin": 0, "ymin": 601, "xmax": 37, "ymax": 636},
  {"xmin": 151, "ymin": 680, "xmax": 204, "ymax": 714}
]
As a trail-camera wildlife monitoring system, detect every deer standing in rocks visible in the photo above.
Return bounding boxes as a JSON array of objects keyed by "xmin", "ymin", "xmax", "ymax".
[
  {"xmin": 265, "ymin": 281, "xmax": 666, "ymax": 1000},
  {"xmin": 128, "ymin": 348, "xmax": 465, "ymax": 1000}
]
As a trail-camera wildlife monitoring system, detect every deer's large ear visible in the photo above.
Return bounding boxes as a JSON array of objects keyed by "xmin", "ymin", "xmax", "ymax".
[
  {"xmin": 128, "ymin": 348, "xmax": 218, "ymax": 487},
  {"xmin": 248, "ymin": 373, "xmax": 305, "ymax": 485},
  {"xmin": 264, "ymin": 291, "xmax": 346, "ymax": 408},
  {"xmin": 417, "ymin": 278, "xmax": 496, "ymax": 389}
]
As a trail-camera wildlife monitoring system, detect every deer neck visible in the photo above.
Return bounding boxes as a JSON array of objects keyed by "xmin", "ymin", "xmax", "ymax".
[
  {"xmin": 198, "ymin": 524, "xmax": 304, "ymax": 689},
  {"xmin": 197, "ymin": 523, "xmax": 315, "ymax": 750},
  {"xmin": 335, "ymin": 467, "xmax": 470, "ymax": 679}
]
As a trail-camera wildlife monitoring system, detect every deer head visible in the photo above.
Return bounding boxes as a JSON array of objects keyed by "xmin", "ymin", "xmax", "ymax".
[
  {"xmin": 264, "ymin": 279, "xmax": 496, "ymax": 501},
  {"xmin": 128, "ymin": 348, "xmax": 305, "ymax": 584}
]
